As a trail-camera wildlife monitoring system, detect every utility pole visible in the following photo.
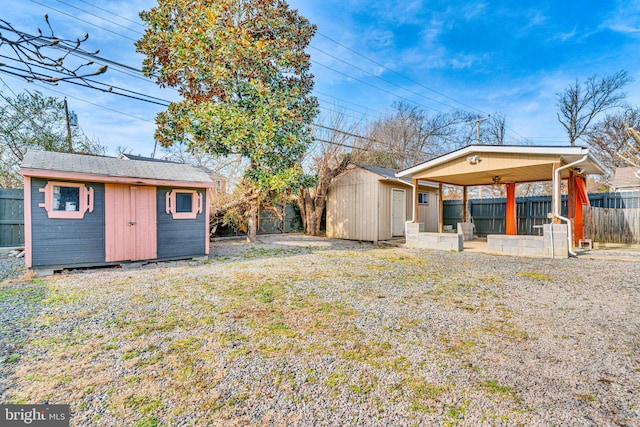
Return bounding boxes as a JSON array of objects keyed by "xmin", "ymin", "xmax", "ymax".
[
  {"xmin": 465, "ymin": 115, "xmax": 490, "ymax": 199},
  {"xmin": 63, "ymin": 99, "xmax": 78, "ymax": 153},
  {"xmin": 465, "ymin": 115, "xmax": 491, "ymax": 144}
]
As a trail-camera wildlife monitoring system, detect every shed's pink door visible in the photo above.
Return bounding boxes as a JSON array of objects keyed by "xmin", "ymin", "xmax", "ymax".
[{"xmin": 105, "ymin": 184, "xmax": 157, "ymax": 262}]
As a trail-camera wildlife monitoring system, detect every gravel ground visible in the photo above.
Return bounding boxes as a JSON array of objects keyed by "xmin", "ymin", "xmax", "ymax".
[
  {"xmin": 1, "ymin": 235, "xmax": 639, "ymax": 426},
  {"xmin": 0, "ymin": 250, "xmax": 26, "ymax": 282}
]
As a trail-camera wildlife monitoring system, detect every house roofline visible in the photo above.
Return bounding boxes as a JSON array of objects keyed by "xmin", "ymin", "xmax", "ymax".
[
  {"xmin": 397, "ymin": 145, "xmax": 609, "ymax": 178},
  {"xmin": 20, "ymin": 168, "xmax": 215, "ymax": 188}
]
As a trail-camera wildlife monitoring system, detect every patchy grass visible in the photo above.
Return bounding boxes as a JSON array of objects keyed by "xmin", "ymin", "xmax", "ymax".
[
  {"xmin": 516, "ymin": 271, "xmax": 554, "ymax": 281},
  {"xmin": 3, "ymin": 353, "xmax": 20, "ymax": 364},
  {"xmin": 480, "ymin": 380, "xmax": 517, "ymax": 398},
  {"xmin": 0, "ymin": 283, "xmax": 46, "ymax": 303},
  {"xmin": 241, "ymin": 246, "xmax": 302, "ymax": 259},
  {"xmin": 1, "ymin": 242, "xmax": 630, "ymax": 426}
]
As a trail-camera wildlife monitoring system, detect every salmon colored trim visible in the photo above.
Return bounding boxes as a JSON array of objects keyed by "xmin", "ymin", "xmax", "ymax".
[
  {"xmin": 205, "ymin": 189, "xmax": 210, "ymax": 255},
  {"xmin": 24, "ymin": 176, "xmax": 32, "ymax": 268},
  {"xmin": 38, "ymin": 181, "xmax": 94, "ymax": 219},
  {"xmin": 20, "ymin": 168, "xmax": 214, "ymax": 189},
  {"xmin": 105, "ymin": 184, "xmax": 158, "ymax": 262},
  {"xmin": 166, "ymin": 189, "xmax": 201, "ymax": 220}
]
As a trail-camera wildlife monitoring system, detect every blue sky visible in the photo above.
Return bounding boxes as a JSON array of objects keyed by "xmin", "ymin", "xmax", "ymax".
[{"xmin": 1, "ymin": 0, "xmax": 639, "ymax": 157}]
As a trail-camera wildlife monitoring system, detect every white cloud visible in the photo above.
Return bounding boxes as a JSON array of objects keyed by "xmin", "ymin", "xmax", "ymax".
[
  {"xmin": 601, "ymin": 1, "xmax": 640, "ymax": 36},
  {"xmin": 553, "ymin": 27, "xmax": 578, "ymax": 42}
]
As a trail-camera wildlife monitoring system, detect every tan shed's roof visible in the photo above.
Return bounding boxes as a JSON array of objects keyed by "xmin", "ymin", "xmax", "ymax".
[
  {"xmin": 358, "ymin": 164, "xmax": 439, "ymax": 188},
  {"xmin": 397, "ymin": 145, "xmax": 608, "ymax": 186},
  {"xmin": 610, "ymin": 166, "xmax": 640, "ymax": 191},
  {"xmin": 21, "ymin": 150, "xmax": 214, "ymax": 186}
]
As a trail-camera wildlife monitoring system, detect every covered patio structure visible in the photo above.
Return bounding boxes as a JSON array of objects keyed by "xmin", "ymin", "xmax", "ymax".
[{"xmin": 396, "ymin": 145, "xmax": 608, "ymax": 258}]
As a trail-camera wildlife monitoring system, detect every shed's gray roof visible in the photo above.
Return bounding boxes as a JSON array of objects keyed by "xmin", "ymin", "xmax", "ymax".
[
  {"xmin": 119, "ymin": 153, "xmax": 180, "ymax": 164},
  {"xmin": 358, "ymin": 164, "xmax": 438, "ymax": 188},
  {"xmin": 611, "ymin": 166, "xmax": 640, "ymax": 190},
  {"xmin": 21, "ymin": 150, "xmax": 213, "ymax": 184},
  {"xmin": 359, "ymin": 164, "xmax": 402, "ymax": 180}
]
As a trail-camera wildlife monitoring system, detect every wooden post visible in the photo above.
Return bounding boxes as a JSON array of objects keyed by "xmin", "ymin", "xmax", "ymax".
[
  {"xmin": 568, "ymin": 169, "xmax": 575, "ymax": 219},
  {"xmin": 439, "ymin": 183, "xmax": 444, "ymax": 233},
  {"xmin": 462, "ymin": 186, "xmax": 468, "ymax": 222},
  {"xmin": 413, "ymin": 178, "xmax": 419, "ymax": 223},
  {"xmin": 552, "ymin": 162, "xmax": 561, "ymax": 223}
]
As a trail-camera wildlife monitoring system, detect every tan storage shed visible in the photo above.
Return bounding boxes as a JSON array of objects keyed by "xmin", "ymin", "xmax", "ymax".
[{"xmin": 326, "ymin": 164, "xmax": 439, "ymax": 242}]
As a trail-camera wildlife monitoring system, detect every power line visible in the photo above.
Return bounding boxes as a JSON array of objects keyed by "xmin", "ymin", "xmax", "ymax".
[
  {"xmin": 35, "ymin": 1, "xmax": 471, "ymax": 118},
  {"xmin": 30, "ymin": 0, "xmax": 527, "ymax": 144},
  {"xmin": 0, "ymin": 54, "xmax": 162, "ymax": 101},
  {"xmin": 52, "ymin": 0, "xmax": 144, "ymax": 36},
  {"xmin": 310, "ymin": 45, "xmax": 466, "ymax": 114},
  {"xmin": 29, "ymin": 0, "xmax": 139, "ymax": 42},
  {"xmin": 75, "ymin": 0, "xmax": 145, "ymax": 28},
  {"xmin": 1, "ymin": 8, "xmax": 542, "ymax": 153},
  {"xmin": 312, "ymin": 60, "xmax": 439, "ymax": 115},
  {"xmin": 27, "ymin": 77, "xmax": 157, "ymax": 124},
  {"xmin": 0, "ymin": 63, "xmax": 170, "ymax": 106},
  {"xmin": 312, "ymin": 137, "xmax": 367, "ymax": 151},
  {"xmin": 315, "ymin": 31, "xmax": 488, "ymax": 115}
]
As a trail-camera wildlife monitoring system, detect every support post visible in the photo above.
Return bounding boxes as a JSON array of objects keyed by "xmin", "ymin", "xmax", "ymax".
[
  {"xmin": 552, "ymin": 162, "xmax": 561, "ymax": 224},
  {"xmin": 413, "ymin": 178, "xmax": 419, "ymax": 223},
  {"xmin": 567, "ymin": 169, "xmax": 575, "ymax": 240},
  {"xmin": 439, "ymin": 183, "xmax": 444, "ymax": 233},
  {"xmin": 462, "ymin": 186, "xmax": 468, "ymax": 222}
]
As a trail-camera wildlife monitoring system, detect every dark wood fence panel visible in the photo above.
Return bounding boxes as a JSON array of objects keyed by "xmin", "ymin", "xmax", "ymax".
[
  {"xmin": 443, "ymin": 192, "xmax": 640, "ymax": 240},
  {"xmin": 0, "ymin": 188, "xmax": 24, "ymax": 247},
  {"xmin": 583, "ymin": 206, "xmax": 640, "ymax": 244}
]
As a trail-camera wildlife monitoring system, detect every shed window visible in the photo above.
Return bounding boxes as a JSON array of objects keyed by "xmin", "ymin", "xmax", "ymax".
[
  {"xmin": 418, "ymin": 192, "xmax": 429, "ymax": 205},
  {"xmin": 39, "ymin": 181, "xmax": 94, "ymax": 219},
  {"xmin": 175, "ymin": 193, "xmax": 193, "ymax": 213},
  {"xmin": 166, "ymin": 189, "xmax": 202, "ymax": 219},
  {"xmin": 53, "ymin": 185, "xmax": 80, "ymax": 211}
]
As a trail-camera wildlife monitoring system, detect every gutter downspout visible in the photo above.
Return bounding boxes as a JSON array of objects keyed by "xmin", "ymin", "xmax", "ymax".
[
  {"xmin": 553, "ymin": 154, "xmax": 588, "ymax": 257},
  {"xmin": 408, "ymin": 180, "xmax": 417, "ymax": 223},
  {"xmin": 387, "ymin": 176, "xmax": 417, "ymax": 222}
]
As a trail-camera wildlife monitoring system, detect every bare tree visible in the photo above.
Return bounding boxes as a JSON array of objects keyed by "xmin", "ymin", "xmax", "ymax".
[
  {"xmin": 587, "ymin": 107, "xmax": 640, "ymax": 171},
  {"xmin": 161, "ymin": 143, "xmax": 245, "ymax": 187},
  {"xmin": 486, "ymin": 113, "xmax": 506, "ymax": 145},
  {"xmin": 359, "ymin": 101, "xmax": 468, "ymax": 169},
  {"xmin": 297, "ymin": 112, "xmax": 355, "ymax": 236},
  {"xmin": 622, "ymin": 122, "xmax": 640, "ymax": 168},
  {"xmin": 0, "ymin": 90, "xmax": 105, "ymax": 187},
  {"xmin": 0, "ymin": 16, "xmax": 107, "ymax": 84},
  {"xmin": 556, "ymin": 70, "xmax": 632, "ymax": 146}
]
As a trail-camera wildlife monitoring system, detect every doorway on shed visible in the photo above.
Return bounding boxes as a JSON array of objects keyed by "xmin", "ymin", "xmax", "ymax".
[
  {"xmin": 105, "ymin": 184, "xmax": 157, "ymax": 262},
  {"xmin": 391, "ymin": 188, "xmax": 406, "ymax": 237}
]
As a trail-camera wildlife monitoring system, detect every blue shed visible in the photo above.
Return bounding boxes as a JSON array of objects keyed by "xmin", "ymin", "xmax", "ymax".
[{"xmin": 21, "ymin": 150, "xmax": 214, "ymax": 269}]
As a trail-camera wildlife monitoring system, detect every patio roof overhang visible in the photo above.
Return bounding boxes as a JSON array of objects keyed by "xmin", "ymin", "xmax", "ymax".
[{"xmin": 396, "ymin": 145, "xmax": 608, "ymax": 186}]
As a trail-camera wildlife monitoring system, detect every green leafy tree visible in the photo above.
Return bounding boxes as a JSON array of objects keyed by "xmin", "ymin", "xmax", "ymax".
[
  {"xmin": 136, "ymin": 0, "xmax": 319, "ymax": 241},
  {"xmin": 0, "ymin": 90, "xmax": 105, "ymax": 188}
]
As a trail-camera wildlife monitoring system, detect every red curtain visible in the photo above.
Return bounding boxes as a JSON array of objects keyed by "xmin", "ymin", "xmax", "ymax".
[
  {"xmin": 573, "ymin": 176, "xmax": 590, "ymax": 243},
  {"xmin": 505, "ymin": 183, "xmax": 517, "ymax": 235}
]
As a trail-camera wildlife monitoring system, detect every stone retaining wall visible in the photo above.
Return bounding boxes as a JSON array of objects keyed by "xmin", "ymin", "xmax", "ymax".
[
  {"xmin": 405, "ymin": 222, "xmax": 464, "ymax": 252},
  {"xmin": 486, "ymin": 223, "xmax": 568, "ymax": 258}
]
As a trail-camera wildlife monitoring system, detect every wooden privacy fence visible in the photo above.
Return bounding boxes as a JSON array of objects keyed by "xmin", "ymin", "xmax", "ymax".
[
  {"xmin": 444, "ymin": 196, "xmax": 563, "ymax": 236},
  {"xmin": 0, "ymin": 188, "xmax": 24, "ymax": 247},
  {"xmin": 443, "ymin": 192, "xmax": 640, "ymax": 241},
  {"xmin": 583, "ymin": 206, "xmax": 640, "ymax": 244}
]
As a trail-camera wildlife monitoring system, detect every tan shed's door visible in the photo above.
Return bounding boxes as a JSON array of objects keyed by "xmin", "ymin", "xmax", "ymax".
[
  {"xmin": 391, "ymin": 189, "xmax": 406, "ymax": 237},
  {"xmin": 105, "ymin": 184, "xmax": 157, "ymax": 262}
]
